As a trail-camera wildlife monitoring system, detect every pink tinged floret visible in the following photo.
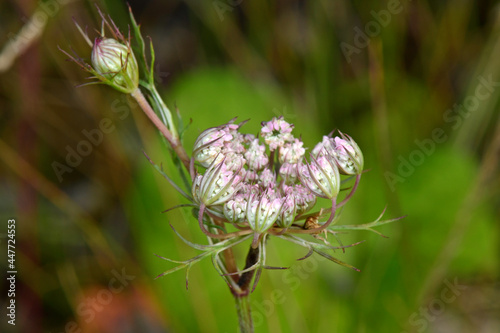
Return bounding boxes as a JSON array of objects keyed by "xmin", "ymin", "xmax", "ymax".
[
  {"xmin": 333, "ymin": 137, "xmax": 355, "ymax": 156},
  {"xmin": 279, "ymin": 139, "xmax": 305, "ymax": 164},
  {"xmin": 283, "ymin": 183, "xmax": 316, "ymax": 214},
  {"xmin": 311, "ymin": 136, "xmax": 334, "ymax": 157},
  {"xmin": 244, "ymin": 139, "xmax": 269, "ymax": 170},
  {"xmin": 241, "ymin": 169, "xmax": 258, "ymax": 182},
  {"xmin": 259, "ymin": 168, "xmax": 277, "ymax": 188},
  {"xmin": 242, "ymin": 133, "xmax": 256, "ymax": 143},
  {"xmin": 260, "ymin": 116, "xmax": 294, "ymax": 151},
  {"xmin": 223, "ymin": 193, "xmax": 248, "ymax": 223},
  {"xmin": 223, "ymin": 153, "xmax": 245, "ymax": 172},
  {"xmin": 279, "ymin": 162, "xmax": 299, "ymax": 184},
  {"xmin": 224, "ymin": 132, "xmax": 246, "ymax": 154}
]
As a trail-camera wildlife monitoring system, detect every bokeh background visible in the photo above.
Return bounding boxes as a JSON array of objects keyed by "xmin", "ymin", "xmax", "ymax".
[{"xmin": 1, "ymin": 0, "xmax": 499, "ymax": 332}]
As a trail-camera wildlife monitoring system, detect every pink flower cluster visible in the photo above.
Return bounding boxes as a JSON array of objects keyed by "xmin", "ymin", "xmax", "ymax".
[{"xmin": 192, "ymin": 117, "xmax": 363, "ymax": 235}]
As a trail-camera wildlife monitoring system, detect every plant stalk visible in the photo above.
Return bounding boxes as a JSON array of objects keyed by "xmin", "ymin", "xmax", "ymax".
[
  {"xmin": 131, "ymin": 88, "xmax": 190, "ymax": 170},
  {"xmin": 234, "ymin": 293, "xmax": 253, "ymax": 333},
  {"xmin": 146, "ymin": 82, "xmax": 178, "ymax": 138},
  {"xmin": 230, "ymin": 245, "xmax": 260, "ymax": 332}
]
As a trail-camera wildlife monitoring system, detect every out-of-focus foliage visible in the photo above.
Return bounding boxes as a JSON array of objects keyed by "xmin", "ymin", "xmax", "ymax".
[{"xmin": 0, "ymin": 0, "xmax": 498, "ymax": 332}]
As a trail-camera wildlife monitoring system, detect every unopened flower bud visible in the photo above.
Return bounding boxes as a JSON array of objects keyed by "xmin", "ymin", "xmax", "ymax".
[
  {"xmin": 331, "ymin": 132, "xmax": 363, "ymax": 175},
  {"xmin": 298, "ymin": 155, "xmax": 340, "ymax": 200},
  {"xmin": 192, "ymin": 159, "xmax": 242, "ymax": 207},
  {"xmin": 312, "ymin": 132, "xmax": 364, "ymax": 175},
  {"xmin": 246, "ymin": 190, "xmax": 283, "ymax": 233},
  {"xmin": 193, "ymin": 123, "xmax": 238, "ymax": 168},
  {"xmin": 223, "ymin": 193, "xmax": 247, "ymax": 223},
  {"xmin": 91, "ymin": 37, "xmax": 139, "ymax": 93},
  {"xmin": 277, "ymin": 194, "xmax": 295, "ymax": 228}
]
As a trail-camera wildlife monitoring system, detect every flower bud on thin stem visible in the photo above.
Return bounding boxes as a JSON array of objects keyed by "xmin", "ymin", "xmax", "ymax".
[{"xmin": 91, "ymin": 37, "xmax": 139, "ymax": 94}]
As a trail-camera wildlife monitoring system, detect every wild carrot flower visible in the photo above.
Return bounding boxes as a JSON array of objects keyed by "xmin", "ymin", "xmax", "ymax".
[
  {"xmin": 153, "ymin": 114, "xmax": 401, "ymax": 332},
  {"xmin": 61, "ymin": 7, "xmax": 405, "ymax": 333}
]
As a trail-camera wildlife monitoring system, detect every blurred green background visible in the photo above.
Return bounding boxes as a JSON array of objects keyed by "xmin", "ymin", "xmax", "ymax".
[{"xmin": 1, "ymin": 0, "xmax": 499, "ymax": 332}]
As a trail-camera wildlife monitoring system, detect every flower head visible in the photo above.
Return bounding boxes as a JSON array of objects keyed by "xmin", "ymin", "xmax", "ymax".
[
  {"xmin": 244, "ymin": 139, "xmax": 269, "ymax": 170},
  {"xmin": 190, "ymin": 118, "xmax": 363, "ymax": 243},
  {"xmin": 283, "ymin": 184, "xmax": 316, "ymax": 215},
  {"xmin": 223, "ymin": 193, "xmax": 248, "ymax": 223},
  {"xmin": 279, "ymin": 138, "xmax": 305, "ymax": 164}
]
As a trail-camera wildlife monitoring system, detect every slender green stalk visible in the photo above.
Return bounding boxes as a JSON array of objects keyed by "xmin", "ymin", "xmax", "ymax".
[
  {"xmin": 130, "ymin": 88, "xmax": 190, "ymax": 170},
  {"xmin": 148, "ymin": 83, "xmax": 178, "ymax": 139},
  {"xmin": 234, "ymin": 294, "xmax": 253, "ymax": 333}
]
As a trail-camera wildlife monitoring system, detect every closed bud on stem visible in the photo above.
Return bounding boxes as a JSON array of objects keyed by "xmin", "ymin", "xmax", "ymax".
[
  {"xmin": 332, "ymin": 132, "xmax": 364, "ymax": 175},
  {"xmin": 246, "ymin": 190, "xmax": 283, "ymax": 233},
  {"xmin": 298, "ymin": 154, "xmax": 341, "ymax": 200},
  {"xmin": 192, "ymin": 158, "xmax": 243, "ymax": 207},
  {"xmin": 91, "ymin": 37, "xmax": 139, "ymax": 94}
]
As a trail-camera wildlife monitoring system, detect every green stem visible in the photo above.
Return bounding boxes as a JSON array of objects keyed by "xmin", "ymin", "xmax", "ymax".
[
  {"xmin": 148, "ymin": 83, "xmax": 178, "ymax": 139},
  {"xmin": 130, "ymin": 88, "xmax": 190, "ymax": 170},
  {"xmin": 234, "ymin": 293, "xmax": 253, "ymax": 333},
  {"xmin": 231, "ymin": 245, "xmax": 259, "ymax": 332}
]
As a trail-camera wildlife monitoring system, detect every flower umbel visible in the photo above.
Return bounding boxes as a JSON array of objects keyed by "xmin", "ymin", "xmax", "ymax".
[
  {"xmin": 59, "ymin": 6, "xmax": 409, "ymax": 332},
  {"xmin": 168, "ymin": 115, "xmax": 404, "ymax": 293}
]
